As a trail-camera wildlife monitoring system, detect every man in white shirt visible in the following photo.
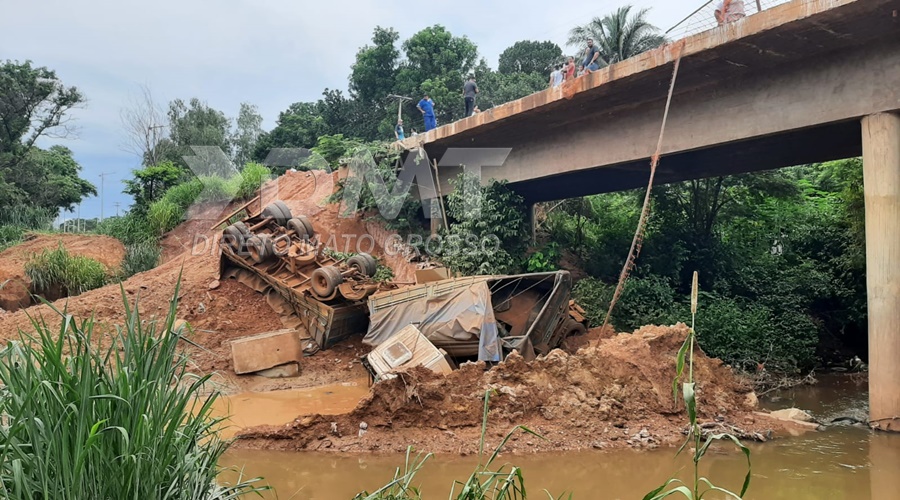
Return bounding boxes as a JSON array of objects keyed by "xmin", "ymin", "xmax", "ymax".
[
  {"xmin": 715, "ymin": 0, "xmax": 746, "ymax": 25},
  {"xmin": 548, "ymin": 64, "xmax": 563, "ymax": 88}
]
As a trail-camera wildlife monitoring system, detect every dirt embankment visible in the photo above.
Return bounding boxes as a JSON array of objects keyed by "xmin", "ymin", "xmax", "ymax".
[
  {"xmin": 235, "ymin": 324, "xmax": 780, "ymax": 454},
  {"xmin": 0, "ymin": 170, "xmax": 419, "ymax": 393},
  {"xmin": 0, "ymin": 234, "xmax": 125, "ymax": 312}
]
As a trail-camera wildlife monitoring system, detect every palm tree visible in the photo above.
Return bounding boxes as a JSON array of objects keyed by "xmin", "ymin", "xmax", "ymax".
[{"xmin": 567, "ymin": 5, "xmax": 667, "ymax": 67}]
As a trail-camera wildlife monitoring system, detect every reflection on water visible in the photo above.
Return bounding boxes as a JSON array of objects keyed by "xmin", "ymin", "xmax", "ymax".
[{"xmin": 218, "ymin": 374, "xmax": 900, "ymax": 499}]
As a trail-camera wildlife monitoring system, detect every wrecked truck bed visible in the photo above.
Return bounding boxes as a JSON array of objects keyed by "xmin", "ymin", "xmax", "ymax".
[{"xmin": 362, "ymin": 271, "xmax": 586, "ymax": 363}]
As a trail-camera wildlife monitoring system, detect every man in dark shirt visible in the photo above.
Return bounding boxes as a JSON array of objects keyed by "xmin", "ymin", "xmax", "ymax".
[
  {"xmin": 583, "ymin": 38, "xmax": 601, "ymax": 74},
  {"xmin": 463, "ymin": 75, "xmax": 478, "ymax": 117}
]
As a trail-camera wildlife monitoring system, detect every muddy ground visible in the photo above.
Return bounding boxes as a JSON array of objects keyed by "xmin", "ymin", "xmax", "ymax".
[{"xmin": 235, "ymin": 324, "xmax": 799, "ymax": 455}]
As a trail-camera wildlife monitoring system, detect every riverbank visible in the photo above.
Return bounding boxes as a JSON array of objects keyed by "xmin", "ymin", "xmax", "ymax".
[{"xmin": 232, "ymin": 323, "xmax": 809, "ymax": 455}]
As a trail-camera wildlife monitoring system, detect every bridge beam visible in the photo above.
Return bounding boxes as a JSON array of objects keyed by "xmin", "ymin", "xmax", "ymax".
[{"xmin": 862, "ymin": 112, "xmax": 900, "ymax": 432}]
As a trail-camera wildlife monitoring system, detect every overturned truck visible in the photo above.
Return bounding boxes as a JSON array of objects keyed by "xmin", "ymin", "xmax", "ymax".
[{"xmin": 217, "ymin": 200, "xmax": 392, "ymax": 351}]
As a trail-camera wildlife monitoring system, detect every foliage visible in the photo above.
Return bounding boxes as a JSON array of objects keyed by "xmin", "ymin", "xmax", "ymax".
[
  {"xmin": 230, "ymin": 102, "xmax": 263, "ymax": 166},
  {"xmin": 439, "ymin": 173, "xmax": 528, "ymax": 276},
  {"xmin": 120, "ymin": 242, "xmax": 161, "ymax": 278},
  {"xmin": 3, "ymin": 146, "xmax": 96, "ymax": 215},
  {"xmin": 0, "ymin": 205, "xmax": 56, "ymax": 231},
  {"xmin": 149, "ymin": 97, "xmax": 233, "ymax": 168},
  {"xmin": 24, "ymin": 244, "xmax": 109, "ymax": 297},
  {"xmin": 0, "ymin": 60, "xmax": 84, "ymax": 174},
  {"xmin": 123, "ymin": 162, "xmax": 184, "ymax": 215},
  {"xmin": 147, "ymin": 199, "xmax": 183, "ymax": 236},
  {"xmin": 0, "ymin": 281, "xmax": 268, "ymax": 498},
  {"xmin": 498, "ymin": 40, "xmax": 563, "ymax": 74},
  {"xmin": 526, "ymin": 242, "xmax": 560, "ymax": 272},
  {"xmin": 237, "ymin": 162, "xmax": 271, "ymax": 199},
  {"xmin": 567, "ymin": 5, "xmax": 666, "ymax": 67},
  {"xmin": 350, "ymin": 27, "xmax": 401, "ymax": 105},
  {"xmin": 645, "ymin": 272, "xmax": 752, "ymax": 500},
  {"xmin": 95, "ymin": 212, "xmax": 156, "ymax": 246}
]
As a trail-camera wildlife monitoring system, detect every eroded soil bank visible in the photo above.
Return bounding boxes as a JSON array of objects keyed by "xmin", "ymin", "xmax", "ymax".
[{"xmin": 235, "ymin": 324, "xmax": 796, "ymax": 454}]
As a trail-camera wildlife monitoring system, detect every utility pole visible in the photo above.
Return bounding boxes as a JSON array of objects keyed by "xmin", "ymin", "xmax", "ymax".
[
  {"xmin": 98, "ymin": 172, "xmax": 115, "ymax": 223},
  {"xmin": 387, "ymin": 94, "xmax": 413, "ymax": 123},
  {"xmin": 113, "ymin": 202, "xmax": 121, "ymax": 217}
]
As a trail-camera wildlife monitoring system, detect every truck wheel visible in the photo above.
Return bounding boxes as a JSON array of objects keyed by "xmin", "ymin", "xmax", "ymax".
[
  {"xmin": 563, "ymin": 318, "xmax": 587, "ymax": 338},
  {"xmin": 222, "ymin": 225, "xmax": 245, "ymax": 252},
  {"xmin": 233, "ymin": 221, "xmax": 251, "ymax": 236},
  {"xmin": 246, "ymin": 234, "xmax": 275, "ymax": 264},
  {"xmin": 297, "ymin": 215, "xmax": 315, "ymax": 238},
  {"xmin": 287, "ymin": 218, "xmax": 309, "ymax": 239},
  {"xmin": 348, "ymin": 253, "xmax": 378, "ymax": 277},
  {"xmin": 262, "ymin": 203, "xmax": 289, "ymax": 226},
  {"xmin": 311, "ymin": 266, "xmax": 343, "ymax": 297},
  {"xmin": 274, "ymin": 201, "xmax": 293, "ymax": 221}
]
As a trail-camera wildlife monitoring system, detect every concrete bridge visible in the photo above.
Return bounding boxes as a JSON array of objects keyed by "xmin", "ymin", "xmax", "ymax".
[{"xmin": 401, "ymin": 0, "xmax": 900, "ymax": 431}]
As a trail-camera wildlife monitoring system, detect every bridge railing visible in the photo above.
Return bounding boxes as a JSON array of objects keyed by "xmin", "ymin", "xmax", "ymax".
[{"xmin": 665, "ymin": 0, "xmax": 794, "ymax": 40}]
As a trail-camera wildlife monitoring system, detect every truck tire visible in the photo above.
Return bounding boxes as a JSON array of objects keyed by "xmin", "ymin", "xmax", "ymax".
[
  {"xmin": 222, "ymin": 225, "xmax": 245, "ymax": 252},
  {"xmin": 262, "ymin": 203, "xmax": 289, "ymax": 226},
  {"xmin": 246, "ymin": 234, "xmax": 275, "ymax": 264},
  {"xmin": 311, "ymin": 266, "xmax": 343, "ymax": 297},
  {"xmin": 297, "ymin": 215, "xmax": 315, "ymax": 238},
  {"xmin": 274, "ymin": 201, "xmax": 293, "ymax": 221},
  {"xmin": 233, "ymin": 221, "xmax": 251, "ymax": 236},
  {"xmin": 287, "ymin": 218, "xmax": 309, "ymax": 239},
  {"xmin": 562, "ymin": 318, "xmax": 587, "ymax": 338},
  {"xmin": 348, "ymin": 253, "xmax": 378, "ymax": 277}
]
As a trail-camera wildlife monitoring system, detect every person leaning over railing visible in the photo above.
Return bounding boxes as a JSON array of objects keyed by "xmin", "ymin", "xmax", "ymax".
[{"xmin": 715, "ymin": 0, "xmax": 746, "ymax": 25}]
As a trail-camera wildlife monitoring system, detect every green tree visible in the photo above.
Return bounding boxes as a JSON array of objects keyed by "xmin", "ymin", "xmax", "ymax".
[
  {"xmin": 498, "ymin": 40, "xmax": 563, "ymax": 75},
  {"xmin": 395, "ymin": 25, "xmax": 479, "ymax": 125},
  {"xmin": 230, "ymin": 102, "xmax": 263, "ymax": 167},
  {"xmin": 349, "ymin": 27, "xmax": 400, "ymax": 104},
  {"xmin": 5, "ymin": 146, "xmax": 96, "ymax": 215},
  {"xmin": 150, "ymin": 98, "xmax": 232, "ymax": 169},
  {"xmin": 567, "ymin": 5, "xmax": 666, "ymax": 67},
  {"xmin": 252, "ymin": 102, "xmax": 325, "ymax": 166},
  {"xmin": 123, "ymin": 162, "xmax": 182, "ymax": 215},
  {"xmin": 0, "ymin": 60, "xmax": 84, "ymax": 171},
  {"xmin": 472, "ymin": 59, "xmax": 547, "ymax": 111}
]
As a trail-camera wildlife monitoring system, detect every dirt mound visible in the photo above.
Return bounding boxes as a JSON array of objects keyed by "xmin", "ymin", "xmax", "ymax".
[
  {"xmin": 0, "ymin": 234, "xmax": 125, "ymax": 312},
  {"xmin": 235, "ymin": 324, "xmax": 774, "ymax": 454}
]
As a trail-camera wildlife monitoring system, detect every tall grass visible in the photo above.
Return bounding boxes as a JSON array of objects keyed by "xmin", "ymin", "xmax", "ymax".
[
  {"xmin": 121, "ymin": 242, "xmax": 161, "ymax": 278},
  {"xmin": 24, "ymin": 244, "xmax": 109, "ymax": 297},
  {"xmin": 147, "ymin": 199, "xmax": 183, "ymax": 235},
  {"xmin": 354, "ymin": 390, "xmax": 567, "ymax": 500},
  {"xmin": 643, "ymin": 271, "xmax": 752, "ymax": 500},
  {"xmin": 0, "ymin": 279, "xmax": 268, "ymax": 499},
  {"xmin": 237, "ymin": 163, "xmax": 271, "ymax": 200},
  {"xmin": 0, "ymin": 205, "xmax": 55, "ymax": 231},
  {"xmin": 96, "ymin": 212, "xmax": 156, "ymax": 245}
]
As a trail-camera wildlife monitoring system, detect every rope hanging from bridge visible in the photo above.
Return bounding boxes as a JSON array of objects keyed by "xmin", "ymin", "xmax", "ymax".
[{"xmin": 601, "ymin": 40, "xmax": 686, "ymax": 336}]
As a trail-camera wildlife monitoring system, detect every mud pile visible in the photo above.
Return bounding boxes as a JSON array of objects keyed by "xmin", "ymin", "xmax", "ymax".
[
  {"xmin": 0, "ymin": 233, "xmax": 125, "ymax": 312},
  {"xmin": 236, "ymin": 324, "xmax": 771, "ymax": 454}
]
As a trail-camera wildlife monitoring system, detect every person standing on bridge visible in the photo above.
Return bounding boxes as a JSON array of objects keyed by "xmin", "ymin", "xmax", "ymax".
[
  {"xmin": 463, "ymin": 75, "xmax": 478, "ymax": 117},
  {"xmin": 394, "ymin": 119, "xmax": 405, "ymax": 141},
  {"xmin": 582, "ymin": 38, "xmax": 601, "ymax": 75},
  {"xmin": 715, "ymin": 0, "xmax": 746, "ymax": 25},
  {"xmin": 417, "ymin": 94, "xmax": 437, "ymax": 132},
  {"xmin": 564, "ymin": 57, "xmax": 576, "ymax": 81},
  {"xmin": 548, "ymin": 63, "xmax": 564, "ymax": 88}
]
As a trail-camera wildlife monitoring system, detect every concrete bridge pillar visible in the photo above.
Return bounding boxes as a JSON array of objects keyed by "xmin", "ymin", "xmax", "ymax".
[{"xmin": 862, "ymin": 112, "xmax": 900, "ymax": 432}]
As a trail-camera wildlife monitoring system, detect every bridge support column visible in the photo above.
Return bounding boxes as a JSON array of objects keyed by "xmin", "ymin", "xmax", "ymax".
[{"xmin": 862, "ymin": 112, "xmax": 900, "ymax": 432}]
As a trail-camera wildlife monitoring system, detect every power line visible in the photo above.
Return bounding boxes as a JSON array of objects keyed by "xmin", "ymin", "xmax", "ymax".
[{"xmin": 98, "ymin": 172, "xmax": 115, "ymax": 223}]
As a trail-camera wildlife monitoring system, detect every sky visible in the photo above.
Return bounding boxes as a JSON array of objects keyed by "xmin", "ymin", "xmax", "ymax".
[{"xmin": 0, "ymin": 0, "xmax": 690, "ymax": 223}]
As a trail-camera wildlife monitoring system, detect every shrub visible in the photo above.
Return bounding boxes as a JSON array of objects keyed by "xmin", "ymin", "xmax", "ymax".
[
  {"xmin": 160, "ymin": 179, "xmax": 204, "ymax": 210},
  {"xmin": 0, "ymin": 283, "xmax": 267, "ymax": 498},
  {"xmin": 0, "ymin": 205, "xmax": 55, "ymax": 231},
  {"xmin": 572, "ymin": 275, "xmax": 678, "ymax": 329},
  {"xmin": 147, "ymin": 199, "xmax": 183, "ymax": 235},
  {"xmin": 121, "ymin": 242, "xmax": 161, "ymax": 278},
  {"xmin": 237, "ymin": 162, "xmax": 271, "ymax": 199},
  {"xmin": 24, "ymin": 244, "xmax": 109, "ymax": 297},
  {"xmin": 0, "ymin": 225, "xmax": 25, "ymax": 251},
  {"xmin": 96, "ymin": 212, "xmax": 156, "ymax": 245}
]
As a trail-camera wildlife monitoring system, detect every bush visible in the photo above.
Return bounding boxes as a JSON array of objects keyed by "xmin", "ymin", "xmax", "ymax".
[
  {"xmin": 0, "ymin": 205, "xmax": 55, "ymax": 231},
  {"xmin": 0, "ymin": 283, "xmax": 267, "ymax": 498},
  {"xmin": 147, "ymin": 199, "xmax": 183, "ymax": 235},
  {"xmin": 573, "ymin": 275, "xmax": 679, "ymax": 330},
  {"xmin": 237, "ymin": 162, "xmax": 271, "ymax": 199},
  {"xmin": 121, "ymin": 242, "xmax": 161, "ymax": 278},
  {"xmin": 24, "ymin": 244, "xmax": 109, "ymax": 297},
  {"xmin": 96, "ymin": 213, "xmax": 156, "ymax": 246},
  {"xmin": 159, "ymin": 179, "xmax": 204, "ymax": 210},
  {"xmin": 0, "ymin": 225, "xmax": 25, "ymax": 251}
]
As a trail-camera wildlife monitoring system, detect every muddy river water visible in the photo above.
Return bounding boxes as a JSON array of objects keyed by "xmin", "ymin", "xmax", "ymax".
[{"xmin": 216, "ymin": 374, "xmax": 900, "ymax": 499}]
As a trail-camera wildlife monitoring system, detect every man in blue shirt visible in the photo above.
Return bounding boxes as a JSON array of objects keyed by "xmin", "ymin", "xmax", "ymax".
[{"xmin": 417, "ymin": 94, "xmax": 437, "ymax": 131}]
